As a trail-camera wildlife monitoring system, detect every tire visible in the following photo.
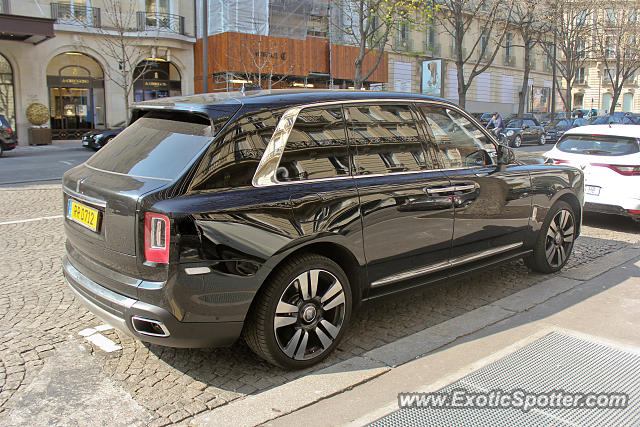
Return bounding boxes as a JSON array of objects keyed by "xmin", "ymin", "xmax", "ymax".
[
  {"xmin": 511, "ymin": 135, "xmax": 522, "ymax": 148},
  {"xmin": 538, "ymin": 134, "xmax": 546, "ymax": 145},
  {"xmin": 243, "ymin": 253, "xmax": 352, "ymax": 369},
  {"xmin": 525, "ymin": 201, "xmax": 576, "ymax": 273}
]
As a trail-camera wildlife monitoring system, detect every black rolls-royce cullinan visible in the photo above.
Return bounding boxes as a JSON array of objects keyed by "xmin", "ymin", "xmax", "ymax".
[{"xmin": 62, "ymin": 90, "xmax": 584, "ymax": 369}]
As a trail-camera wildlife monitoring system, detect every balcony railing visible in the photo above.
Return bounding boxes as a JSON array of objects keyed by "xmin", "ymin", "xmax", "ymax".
[
  {"xmin": 393, "ymin": 38, "xmax": 413, "ymax": 52},
  {"xmin": 425, "ymin": 44, "xmax": 441, "ymax": 57},
  {"xmin": 51, "ymin": 3, "xmax": 101, "ymax": 28},
  {"xmin": 504, "ymin": 54, "xmax": 516, "ymax": 67},
  {"xmin": 136, "ymin": 12, "xmax": 185, "ymax": 35}
]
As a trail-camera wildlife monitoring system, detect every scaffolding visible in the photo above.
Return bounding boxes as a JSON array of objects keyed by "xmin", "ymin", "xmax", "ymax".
[{"xmin": 203, "ymin": 0, "xmax": 313, "ymax": 40}]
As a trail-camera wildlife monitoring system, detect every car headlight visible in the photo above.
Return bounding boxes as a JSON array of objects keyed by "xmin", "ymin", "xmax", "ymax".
[
  {"xmin": 95, "ymin": 134, "xmax": 104, "ymax": 140},
  {"xmin": 506, "ymin": 130, "xmax": 514, "ymax": 136}
]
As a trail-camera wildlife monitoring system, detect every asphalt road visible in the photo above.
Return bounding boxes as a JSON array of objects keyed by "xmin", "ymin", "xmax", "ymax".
[{"xmin": 0, "ymin": 143, "xmax": 93, "ymax": 187}]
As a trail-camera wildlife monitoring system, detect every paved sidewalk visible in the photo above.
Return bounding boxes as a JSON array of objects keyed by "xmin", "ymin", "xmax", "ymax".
[{"xmin": 261, "ymin": 247, "xmax": 640, "ymax": 426}]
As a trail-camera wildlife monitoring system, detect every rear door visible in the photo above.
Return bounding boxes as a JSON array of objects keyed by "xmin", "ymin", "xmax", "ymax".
[
  {"xmin": 344, "ymin": 103, "xmax": 454, "ymax": 292},
  {"xmin": 417, "ymin": 104, "xmax": 532, "ymax": 266},
  {"xmin": 278, "ymin": 106, "xmax": 362, "ymax": 257}
]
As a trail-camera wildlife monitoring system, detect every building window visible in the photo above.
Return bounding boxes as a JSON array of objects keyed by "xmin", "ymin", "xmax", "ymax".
[
  {"xmin": 605, "ymin": 8, "xmax": 616, "ymax": 25},
  {"xmin": 605, "ymin": 36, "xmax": 616, "ymax": 59},
  {"xmin": 576, "ymin": 67, "xmax": 585, "ymax": 84},
  {"xmin": 133, "ymin": 60, "xmax": 181, "ymax": 102},
  {"xmin": 46, "ymin": 52, "xmax": 105, "ymax": 139},
  {"xmin": 623, "ymin": 93, "xmax": 634, "ymax": 112},
  {"xmin": 602, "ymin": 92, "xmax": 613, "ymax": 111},
  {"xmin": 480, "ymin": 31, "xmax": 489, "ymax": 59},
  {"xmin": 0, "ymin": 53, "xmax": 15, "ymax": 131},
  {"xmin": 505, "ymin": 33, "xmax": 513, "ymax": 59}
]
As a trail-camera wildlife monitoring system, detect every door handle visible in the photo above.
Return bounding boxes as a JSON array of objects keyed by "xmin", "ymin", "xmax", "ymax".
[{"xmin": 425, "ymin": 186, "xmax": 456, "ymax": 195}]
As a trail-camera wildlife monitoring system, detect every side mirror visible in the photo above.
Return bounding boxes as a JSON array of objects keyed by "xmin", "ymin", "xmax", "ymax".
[{"xmin": 497, "ymin": 145, "xmax": 516, "ymax": 166}]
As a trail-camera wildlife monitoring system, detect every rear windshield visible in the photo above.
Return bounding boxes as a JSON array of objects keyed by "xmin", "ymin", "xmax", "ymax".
[
  {"xmin": 87, "ymin": 115, "xmax": 213, "ymax": 180},
  {"xmin": 556, "ymin": 134, "xmax": 640, "ymax": 156}
]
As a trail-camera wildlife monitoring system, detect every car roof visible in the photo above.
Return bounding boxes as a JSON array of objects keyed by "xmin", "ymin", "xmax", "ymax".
[
  {"xmin": 563, "ymin": 124, "xmax": 640, "ymax": 138},
  {"xmin": 132, "ymin": 89, "xmax": 450, "ymax": 110}
]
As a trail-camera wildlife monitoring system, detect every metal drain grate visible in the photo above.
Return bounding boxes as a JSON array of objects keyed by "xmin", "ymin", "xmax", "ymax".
[{"xmin": 370, "ymin": 333, "xmax": 640, "ymax": 426}]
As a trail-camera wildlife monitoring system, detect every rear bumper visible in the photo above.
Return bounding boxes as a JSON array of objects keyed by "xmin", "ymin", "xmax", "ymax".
[
  {"xmin": 0, "ymin": 138, "xmax": 17, "ymax": 151},
  {"xmin": 63, "ymin": 256, "xmax": 243, "ymax": 348},
  {"xmin": 584, "ymin": 202, "xmax": 640, "ymax": 218}
]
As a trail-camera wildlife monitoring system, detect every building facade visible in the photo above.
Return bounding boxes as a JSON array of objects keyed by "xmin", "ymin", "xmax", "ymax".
[
  {"xmin": 194, "ymin": 0, "xmax": 562, "ymax": 115},
  {"xmin": 0, "ymin": 0, "xmax": 196, "ymax": 144}
]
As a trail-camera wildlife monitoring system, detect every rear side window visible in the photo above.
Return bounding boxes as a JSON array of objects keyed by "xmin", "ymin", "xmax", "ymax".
[
  {"xmin": 277, "ymin": 107, "xmax": 349, "ymax": 181},
  {"xmin": 345, "ymin": 104, "xmax": 433, "ymax": 174},
  {"xmin": 557, "ymin": 134, "xmax": 640, "ymax": 156},
  {"xmin": 87, "ymin": 114, "xmax": 213, "ymax": 180},
  {"xmin": 190, "ymin": 110, "xmax": 282, "ymax": 190}
]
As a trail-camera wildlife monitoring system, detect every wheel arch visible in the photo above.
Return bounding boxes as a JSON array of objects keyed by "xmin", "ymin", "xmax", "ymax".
[
  {"xmin": 556, "ymin": 192, "xmax": 582, "ymax": 236},
  {"xmin": 246, "ymin": 241, "xmax": 366, "ymax": 322}
]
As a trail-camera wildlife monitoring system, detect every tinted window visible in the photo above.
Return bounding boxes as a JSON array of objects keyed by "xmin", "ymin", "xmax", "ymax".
[
  {"xmin": 345, "ymin": 104, "xmax": 434, "ymax": 174},
  {"xmin": 0, "ymin": 115, "xmax": 9, "ymax": 128},
  {"xmin": 419, "ymin": 106, "xmax": 496, "ymax": 168},
  {"xmin": 523, "ymin": 119, "xmax": 536, "ymax": 127},
  {"xmin": 190, "ymin": 109, "xmax": 282, "ymax": 190},
  {"xmin": 277, "ymin": 107, "xmax": 349, "ymax": 181},
  {"xmin": 557, "ymin": 134, "xmax": 639, "ymax": 156},
  {"xmin": 506, "ymin": 119, "xmax": 523, "ymax": 128},
  {"xmin": 87, "ymin": 115, "xmax": 213, "ymax": 180}
]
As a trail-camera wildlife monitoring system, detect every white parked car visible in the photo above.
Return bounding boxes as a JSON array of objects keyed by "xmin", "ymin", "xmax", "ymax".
[{"xmin": 543, "ymin": 124, "xmax": 640, "ymax": 222}]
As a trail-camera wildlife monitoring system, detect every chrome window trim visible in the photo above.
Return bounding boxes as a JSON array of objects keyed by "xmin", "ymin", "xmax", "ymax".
[
  {"xmin": 251, "ymin": 99, "xmax": 500, "ymax": 188},
  {"xmin": 371, "ymin": 242, "xmax": 523, "ymax": 287}
]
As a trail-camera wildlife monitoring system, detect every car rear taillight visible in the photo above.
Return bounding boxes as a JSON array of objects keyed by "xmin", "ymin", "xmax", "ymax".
[
  {"xmin": 628, "ymin": 209, "xmax": 640, "ymax": 215},
  {"xmin": 550, "ymin": 159, "xmax": 570, "ymax": 164},
  {"xmin": 6, "ymin": 128, "xmax": 12, "ymax": 134},
  {"xmin": 144, "ymin": 212, "xmax": 170, "ymax": 263},
  {"xmin": 591, "ymin": 164, "xmax": 640, "ymax": 176}
]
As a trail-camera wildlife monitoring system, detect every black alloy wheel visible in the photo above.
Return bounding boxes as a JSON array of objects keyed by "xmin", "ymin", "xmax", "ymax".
[
  {"xmin": 511, "ymin": 135, "xmax": 522, "ymax": 148},
  {"xmin": 243, "ymin": 254, "xmax": 352, "ymax": 369},
  {"xmin": 525, "ymin": 201, "xmax": 576, "ymax": 273}
]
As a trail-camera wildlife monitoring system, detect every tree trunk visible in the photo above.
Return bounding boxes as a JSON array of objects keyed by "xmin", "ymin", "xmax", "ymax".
[
  {"xmin": 518, "ymin": 46, "xmax": 531, "ymax": 116},
  {"xmin": 610, "ymin": 88, "xmax": 622, "ymax": 115},
  {"xmin": 564, "ymin": 86, "xmax": 572, "ymax": 113},
  {"xmin": 354, "ymin": 58, "xmax": 363, "ymax": 90},
  {"xmin": 456, "ymin": 60, "xmax": 466, "ymax": 108}
]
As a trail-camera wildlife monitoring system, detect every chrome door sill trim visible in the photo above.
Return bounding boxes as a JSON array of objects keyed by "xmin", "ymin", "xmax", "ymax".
[{"xmin": 371, "ymin": 242, "xmax": 523, "ymax": 288}]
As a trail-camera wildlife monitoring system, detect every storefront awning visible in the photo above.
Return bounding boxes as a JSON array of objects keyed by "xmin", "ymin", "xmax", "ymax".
[{"xmin": 0, "ymin": 14, "xmax": 55, "ymax": 45}]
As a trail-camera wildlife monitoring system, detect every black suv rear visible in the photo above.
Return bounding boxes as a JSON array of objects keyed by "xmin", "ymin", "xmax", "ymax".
[{"xmin": 63, "ymin": 90, "xmax": 583, "ymax": 368}]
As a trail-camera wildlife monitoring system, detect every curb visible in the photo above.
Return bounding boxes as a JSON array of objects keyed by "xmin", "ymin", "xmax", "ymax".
[{"xmin": 189, "ymin": 245, "xmax": 640, "ymax": 426}]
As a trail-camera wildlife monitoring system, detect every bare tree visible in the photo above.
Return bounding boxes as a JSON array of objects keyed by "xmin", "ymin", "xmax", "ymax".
[
  {"xmin": 77, "ymin": 0, "xmax": 158, "ymax": 120},
  {"xmin": 219, "ymin": 25, "xmax": 295, "ymax": 89},
  {"xmin": 439, "ymin": 0, "xmax": 515, "ymax": 108},
  {"xmin": 542, "ymin": 0, "xmax": 596, "ymax": 113},
  {"xmin": 511, "ymin": 0, "xmax": 548, "ymax": 115},
  {"xmin": 593, "ymin": 3, "xmax": 640, "ymax": 114},
  {"xmin": 330, "ymin": 0, "xmax": 435, "ymax": 89}
]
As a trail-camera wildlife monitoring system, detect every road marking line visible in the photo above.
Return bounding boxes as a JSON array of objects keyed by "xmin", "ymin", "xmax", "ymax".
[
  {"xmin": 60, "ymin": 161, "xmax": 72, "ymax": 165},
  {"xmin": 85, "ymin": 333, "xmax": 122, "ymax": 353},
  {"xmin": 0, "ymin": 215, "xmax": 63, "ymax": 226},
  {"xmin": 94, "ymin": 324, "xmax": 113, "ymax": 332},
  {"xmin": 78, "ymin": 328, "xmax": 96, "ymax": 337}
]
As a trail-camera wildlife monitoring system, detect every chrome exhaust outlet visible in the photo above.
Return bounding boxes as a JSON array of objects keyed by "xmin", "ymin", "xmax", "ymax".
[{"xmin": 131, "ymin": 316, "xmax": 170, "ymax": 337}]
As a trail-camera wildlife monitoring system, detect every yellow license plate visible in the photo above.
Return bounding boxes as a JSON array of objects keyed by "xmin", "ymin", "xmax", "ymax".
[{"xmin": 67, "ymin": 200, "xmax": 100, "ymax": 232}]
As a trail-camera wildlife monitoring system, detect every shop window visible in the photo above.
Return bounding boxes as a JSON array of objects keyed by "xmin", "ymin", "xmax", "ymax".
[
  {"xmin": 46, "ymin": 52, "xmax": 105, "ymax": 138},
  {"xmin": 0, "ymin": 53, "xmax": 15, "ymax": 130},
  {"xmin": 134, "ymin": 60, "xmax": 181, "ymax": 102}
]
